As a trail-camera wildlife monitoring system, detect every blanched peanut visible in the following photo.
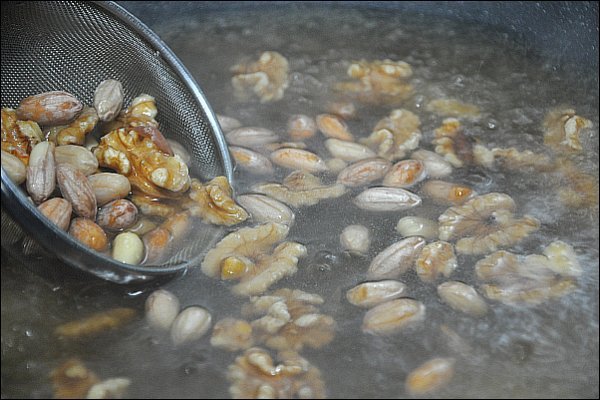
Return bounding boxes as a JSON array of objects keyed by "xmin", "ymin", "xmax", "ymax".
[{"xmin": 112, "ymin": 232, "xmax": 144, "ymax": 265}]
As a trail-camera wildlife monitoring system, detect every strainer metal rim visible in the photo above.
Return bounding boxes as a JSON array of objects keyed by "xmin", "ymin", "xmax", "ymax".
[{"xmin": 1, "ymin": 0, "xmax": 233, "ymax": 283}]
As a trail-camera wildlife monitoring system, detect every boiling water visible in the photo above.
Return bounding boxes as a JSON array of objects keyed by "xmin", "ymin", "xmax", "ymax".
[{"xmin": 2, "ymin": 7, "xmax": 598, "ymax": 399}]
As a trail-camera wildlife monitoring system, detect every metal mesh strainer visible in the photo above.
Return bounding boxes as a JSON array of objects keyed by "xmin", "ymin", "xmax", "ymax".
[{"xmin": 1, "ymin": 1, "xmax": 234, "ymax": 283}]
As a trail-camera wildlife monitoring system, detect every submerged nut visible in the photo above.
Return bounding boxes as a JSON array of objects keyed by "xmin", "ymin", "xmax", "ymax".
[
  {"xmin": 226, "ymin": 127, "xmax": 280, "ymax": 148},
  {"xmin": 422, "ymin": 180, "xmax": 475, "ymax": 205},
  {"xmin": 325, "ymin": 138, "xmax": 376, "ymax": 162},
  {"xmin": 112, "ymin": 232, "xmax": 144, "ymax": 265},
  {"xmin": 346, "ymin": 280, "xmax": 407, "ymax": 308},
  {"xmin": 287, "ymin": 114, "xmax": 317, "ymax": 140},
  {"xmin": 86, "ymin": 378, "xmax": 131, "ymax": 399},
  {"xmin": 57, "ymin": 163, "xmax": 98, "ymax": 220},
  {"xmin": 237, "ymin": 194, "xmax": 295, "ymax": 226},
  {"xmin": 362, "ymin": 298, "xmax": 425, "ymax": 335},
  {"xmin": 360, "ymin": 109, "xmax": 421, "ymax": 161},
  {"xmin": 38, "ymin": 198, "xmax": 72, "ymax": 231},
  {"xmin": 415, "ymin": 241, "xmax": 457, "ymax": 283},
  {"xmin": 88, "ymin": 173, "xmax": 131, "ymax": 206},
  {"xmin": 316, "ymin": 114, "xmax": 354, "ymax": 141},
  {"xmin": 1, "ymin": 150, "xmax": 27, "ymax": 184},
  {"xmin": 230, "ymin": 146, "xmax": 274, "ymax": 175},
  {"xmin": 96, "ymin": 199, "xmax": 138, "ymax": 231},
  {"xmin": 17, "ymin": 91, "xmax": 83, "ymax": 126},
  {"xmin": 270, "ymin": 148, "xmax": 329, "ymax": 173},
  {"xmin": 231, "ymin": 51, "xmax": 289, "ymax": 103},
  {"xmin": 142, "ymin": 227, "xmax": 172, "ymax": 265},
  {"xmin": 543, "ymin": 108, "xmax": 593, "ymax": 153},
  {"xmin": 337, "ymin": 157, "xmax": 392, "ymax": 187},
  {"xmin": 437, "ymin": 281, "xmax": 487, "ymax": 317},
  {"xmin": 55, "ymin": 145, "xmax": 99, "ymax": 176},
  {"xmin": 145, "ymin": 289, "xmax": 180, "ymax": 331},
  {"xmin": 382, "ymin": 159, "xmax": 426, "ymax": 188},
  {"xmin": 411, "ymin": 149, "xmax": 453, "ymax": 178},
  {"xmin": 217, "ymin": 114, "xmax": 242, "ymax": 132},
  {"xmin": 69, "ymin": 218, "xmax": 108, "ymax": 252},
  {"xmin": 94, "ymin": 79, "xmax": 124, "ymax": 122},
  {"xmin": 54, "ymin": 308, "xmax": 136, "ymax": 339},
  {"xmin": 367, "ymin": 237, "xmax": 426, "ymax": 279},
  {"xmin": 340, "ymin": 224, "xmax": 371, "ymax": 254},
  {"xmin": 395, "ymin": 216, "xmax": 438, "ymax": 240},
  {"xmin": 405, "ymin": 358, "xmax": 455, "ymax": 395},
  {"xmin": 170, "ymin": 306, "xmax": 212, "ymax": 346},
  {"xmin": 353, "ymin": 187, "xmax": 422, "ymax": 212},
  {"xmin": 50, "ymin": 358, "xmax": 100, "ymax": 399},
  {"xmin": 26, "ymin": 141, "xmax": 56, "ymax": 203},
  {"xmin": 186, "ymin": 177, "xmax": 248, "ymax": 226},
  {"xmin": 211, "ymin": 318, "xmax": 254, "ymax": 352},
  {"xmin": 426, "ymin": 98, "xmax": 480, "ymax": 118}
]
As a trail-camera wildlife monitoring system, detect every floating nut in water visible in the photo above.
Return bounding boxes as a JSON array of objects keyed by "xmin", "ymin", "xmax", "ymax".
[
  {"xmin": 411, "ymin": 149, "xmax": 453, "ymax": 178},
  {"xmin": 360, "ymin": 109, "xmax": 421, "ymax": 160},
  {"xmin": 1, "ymin": 150, "xmax": 27, "ymax": 184},
  {"xmin": 50, "ymin": 358, "xmax": 99, "ymax": 399},
  {"xmin": 211, "ymin": 318, "xmax": 254, "ymax": 352},
  {"xmin": 437, "ymin": 281, "xmax": 487, "ymax": 317},
  {"xmin": 26, "ymin": 141, "xmax": 56, "ymax": 203},
  {"xmin": 145, "ymin": 289, "xmax": 181, "ymax": 331},
  {"xmin": 426, "ymin": 98, "xmax": 480, "ymax": 118},
  {"xmin": 186, "ymin": 177, "xmax": 248, "ymax": 226},
  {"xmin": 88, "ymin": 173, "xmax": 131, "ymax": 206},
  {"xmin": 327, "ymin": 101, "xmax": 357, "ymax": 119},
  {"xmin": 38, "ymin": 198, "xmax": 72, "ymax": 231},
  {"xmin": 422, "ymin": 180, "xmax": 475, "ymax": 206},
  {"xmin": 346, "ymin": 280, "xmax": 407, "ymax": 308},
  {"xmin": 93, "ymin": 79, "xmax": 124, "ymax": 122},
  {"xmin": 217, "ymin": 114, "xmax": 242, "ymax": 132},
  {"xmin": 287, "ymin": 114, "xmax": 317, "ymax": 140},
  {"xmin": 340, "ymin": 224, "xmax": 371, "ymax": 254},
  {"xmin": 226, "ymin": 127, "xmax": 280, "ymax": 148},
  {"xmin": 395, "ymin": 216, "xmax": 438, "ymax": 239},
  {"xmin": 382, "ymin": 159, "xmax": 426, "ymax": 188},
  {"xmin": 405, "ymin": 358, "xmax": 455, "ymax": 395},
  {"xmin": 86, "ymin": 378, "xmax": 131, "ymax": 399},
  {"xmin": 230, "ymin": 146, "xmax": 274, "ymax": 175},
  {"xmin": 367, "ymin": 236, "xmax": 426, "ymax": 279},
  {"xmin": 336, "ymin": 157, "xmax": 391, "ymax": 187},
  {"xmin": 54, "ymin": 308, "xmax": 136, "ymax": 339},
  {"xmin": 231, "ymin": 51, "xmax": 289, "ymax": 103},
  {"xmin": 237, "ymin": 194, "xmax": 295, "ymax": 225},
  {"xmin": 56, "ymin": 163, "xmax": 98, "ymax": 220},
  {"xmin": 55, "ymin": 145, "xmax": 99, "ymax": 176},
  {"xmin": 270, "ymin": 148, "xmax": 329, "ymax": 173},
  {"xmin": 543, "ymin": 240, "xmax": 582, "ymax": 277},
  {"xmin": 96, "ymin": 199, "xmax": 138, "ymax": 231},
  {"xmin": 362, "ymin": 298, "xmax": 425, "ymax": 335},
  {"xmin": 415, "ymin": 241, "xmax": 457, "ymax": 282},
  {"xmin": 170, "ymin": 306, "xmax": 212, "ymax": 346},
  {"xmin": 112, "ymin": 232, "xmax": 144, "ymax": 265},
  {"xmin": 432, "ymin": 118, "xmax": 475, "ymax": 168},
  {"xmin": 69, "ymin": 218, "xmax": 108, "ymax": 252},
  {"xmin": 17, "ymin": 91, "xmax": 83, "ymax": 126},
  {"xmin": 543, "ymin": 108, "xmax": 593, "ymax": 153},
  {"xmin": 316, "ymin": 114, "xmax": 354, "ymax": 141},
  {"xmin": 354, "ymin": 187, "xmax": 422, "ymax": 212},
  {"xmin": 325, "ymin": 138, "xmax": 376, "ymax": 162}
]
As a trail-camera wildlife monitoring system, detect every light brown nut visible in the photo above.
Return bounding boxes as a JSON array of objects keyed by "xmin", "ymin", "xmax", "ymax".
[
  {"xmin": 325, "ymin": 138, "xmax": 376, "ymax": 162},
  {"xmin": 226, "ymin": 127, "xmax": 279, "ymax": 148},
  {"xmin": 16, "ymin": 91, "xmax": 83, "ymax": 126},
  {"xmin": 230, "ymin": 146, "xmax": 274, "ymax": 175},
  {"xmin": 395, "ymin": 216, "xmax": 438, "ymax": 239},
  {"xmin": 437, "ymin": 281, "xmax": 487, "ymax": 317},
  {"xmin": 210, "ymin": 318, "xmax": 254, "ymax": 352},
  {"xmin": 316, "ymin": 114, "xmax": 354, "ymax": 141},
  {"xmin": 54, "ymin": 145, "xmax": 98, "ymax": 176},
  {"xmin": 26, "ymin": 141, "xmax": 56, "ymax": 203},
  {"xmin": 1, "ymin": 150, "xmax": 27, "ymax": 184},
  {"xmin": 382, "ymin": 159, "xmax": 426, "ymax": 188},
  {"xmin": 415, "ymin": 241, "xmax": 457, "ymax": 283},
  {"xmin": 411, "ymin": 149, "xmax": 453, "ymax": 178},
  {"xmin": 50, "ymin": 358, "xmax": 99, "ymax": 399},
  {"xmin": 270, "ymin": 148, "xmax": 329, "ymax": 173},
  {"xmin": 126, "ymin": 218, "xmax": 157, "ymax": 236},
  {"xmin": 38, "ymin": 198, "xmax": 72, "ymax": 231},
  {"xmin": 56, "ymin": 163, "xmax": 98, "ymax": 219},
  {"xmin": 54, "ymin": 308, "xmax": 136, "ymax": 339},
  {"xmin": 421, "ymin": 180, "xmax": 475, "ymax": 205},
  {"xmin": 326, "ymin": 158, "xmax": 348, "ymax": 173},
  {"xmin": 337, "ymin": 158, "xmax": 392, "ymax": 187},
  {"xmin": 367, "ymin": 237, "xmax": 426, "ymax": 279},
  {"xmin": 162, "ymin": 212, "xmax": 192, "ymax": 242},
  {"xmin": 340, "ymin": 224, "xmax": 371, "ymax": 254},
  {"xmin": 362, "ymin": 298, "xmax": 425, "ymax": 335},
  {"xmin": 145, "ymin": 289, "xmax": 180, "ymax": 331},
  {"xmin": 353, "ymin": 187, "xmax": 422, "ymax": 211},
  {"xmin": 142, "ymin": 227, "xmax": 172, "ymax": 265},
  {"xmin": 217, "ymin": 114, "xmax": 242, "ymax": 132},
  {"xmin": 346, "ymin": 280, "xmax": 407, "ymax": 308},
  {"xmin": 327, "ymin": 101, "xmax": 357, "ymax": 119},
  {"xmin": 93, "ymin": 79, "xmax": 124, "ymax": 122},
  {"xmin": 54, "ymin": 106, "xmax": 98, "ymax": 146},
  {"xmin": 405, "ymin": 358, "xmax": 455, "ymax": 395},
  {"xmin": 96, "ymin": 199, "xmax": 138, "ymax": 231},
  {"xmin": 86, "ymin": 378, "xmax": 131, "ymax": 399},
  {"xmin": 170, "ymin": 306, "xmax": 212, "ymax": 346},
  {"xmin": 427, "ymin": 98, "xmax": 480, "ymax": 118},
  {"xmin": 237, "ymin": 194, "xmax": 295, "ymax": 225},
  {"xmin": 68, "ymin": 218, "xmax": 108, "ymax": 252},
  {"xmin": 112, "ymin": 232, "xmax": 144, "ymax": 265},
  {"xmin": 88, "ymin": 173, "xmax": 131, "ymax": 206},
  {"xmin": 231, "ymin": 51, "xmax": 289, "ymax": 103},
  {"xmin": 287, "ymin": 114, "xmax": 317, "ymax": 140}
]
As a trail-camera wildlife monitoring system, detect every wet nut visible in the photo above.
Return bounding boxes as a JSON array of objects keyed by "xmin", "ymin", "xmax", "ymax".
[
  {"xmin": 396, "ymin": 216, "xmax": 438, "ymax": 240},
  {"xmin": 422, "ymin": 180, "xmax": 475, "ymax": 206},
  {"xmin": 161, "ymin": 212, "xmax": 192, "ymax": 242},
  {"xmin": 142, "ymin": 227, "xmax": 172, "ymax": 264},
  {"xmin": 16, "ymin": 91, "xmax": 83, "ymax": 126},
  {"xmin": 226, "ymin": 127, "xmax": 280, "ymax": 148},
  {"xmin": 38, "ymin": 198, "xmax": 72, "ymax": 231},
  {"xmin": 1, "ymin": 150, "xmax": 27, "ymax": 184},
  {"xmin": 167, "ymin": 139, "xmax": 191, "ymax": 166},
  {"xmin": 426, "ymin": 98, "xmax": 480, "ymax": 118},
  {"xmin": 337, "ymin": 157, "xmax": 391, "ymax": 187},
  {"xmin": 437, "ymin": 281, "xmax": 487, "ymax": 317},
  {"xmin": 57, "ymin": 163, "xmax": 98, "ymax": 219},
  {"xmin": 327, "ymin": 101, "xmax": 356, "ymax": 119},
  {"xmin": 86, "ymin": 378, "xmax": 131, "ymax": 399},
  {"xmin": 360, "ymin": 109, "xmax": 421, "ymax": 161},
  {"xmin": 382, "ymin": 159, "xmax": 426, "ymax": 188},
  {"xmin": 145, "ymin": 289, "xmax": 181, "ymax": 331},
  {"xmin": 287, "ymin": 114, "xmax": 317, "ymax": 140},
  {"xmin": 415, "ymin": 241, "xmax": 457, "ymax": 282},
  {"xmin": 237, "ymin": 194, "xmax": 295, "ymax": 225},
  {"xmin": 543, "ymin": 108, "xmax": 593, "ymax": 153},
  {"xmin": 186, "ymin": 177, "xmax": 248, "ymax": 226},
  {"xmin": 131, "ymin": 194, "xmax": 176, "ymax": 218},
  {"xmin": 405, "ymin": 358, "xmax": 455, "ymax": 395},
  {"xmin": 56, "ymin": 107, "xmax": 99, "ymax": 146},
  {"xmin": 325, "ymin": 138, "xmax": 376, "ymax": 162},
  {"xmin": 96, "ymin": 199, "xmax": 138, "ymax": 231},
  {"xmin": 432, "ymin": 118, "xmax": 475, "ymax": 168},
  {"xmin": 230, "ymin": 146, "xmax": 274, "ymax": 175},
  {"xmin": 231, "ymin": 51, "xmax": 289, "ymax": 103},
  {"xmin": 340, "ymin": 224, "xmax": 371, "ymax": 254},
  {"xmin": 54, "ymin": 308, "xmax": 136, "ymax": 339},
  {"xmin": 411, "ymin": 149, "xmax": 453, "ymax": 178},
  {"xmin": 211, "ymin": 318, "xmax": 254, "ymax": 352},
  {"xmin": 346, "ymin": 280, "xmax": 407, "ymax": 308},
  {"xmin": 316, "ymin": 114, "xmax": 354, "ymax": 141},
  {"xmin": 367, "ymin": 236, "xmax": 426, "ymax": 279},
  {"xmin": 88, "ymin": 173, "xmax": 131, "ymax": 206},
  {"xmin": 112, "ymin": 232, "xmax": 144, "ymax": 265},
  {"xmin": 50, "ymin": 358, "xmax": 100, "ymax": 399},
  {"xmin": 270, "ymin": 148, "xmax": 329, "ymax": 173},
  {"xmin": 217, "ymin": 114, "xmax": 242, "ymax": 132},
  {"xmin": 326, "ymin": 158, "xmax": 347, "ymax": 172},
  {"xmin": 69, "ymin": 218, "xmax": 108, "ymax": 252},
  {"xmin": 55, "ymin": 145, "xmax": 99, "ymax": 176},
  {"xmin": 26, "ymin": 141, "xmax": 56, "ymax": 203},
  {"xmin": 354, "ymin": 187, "xmax": 422, "ymax": 212},
  {"xmin": 170, "ymin": 306, "xmax": 212, "ymax": 346},
  {"xmin": 2, "ymin": 108, "xmax": 44, "ymax": 165},
  {"xmin": 126, "ymin": 218, "xmax": 157, "ymax": 236},
  {"xmin": 362, "ymin": 298, "xmax": 425, "ymax": 335},
  {"xmin": 93, "ymin": 79, "xmax": 124, "ymax": 122}
]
